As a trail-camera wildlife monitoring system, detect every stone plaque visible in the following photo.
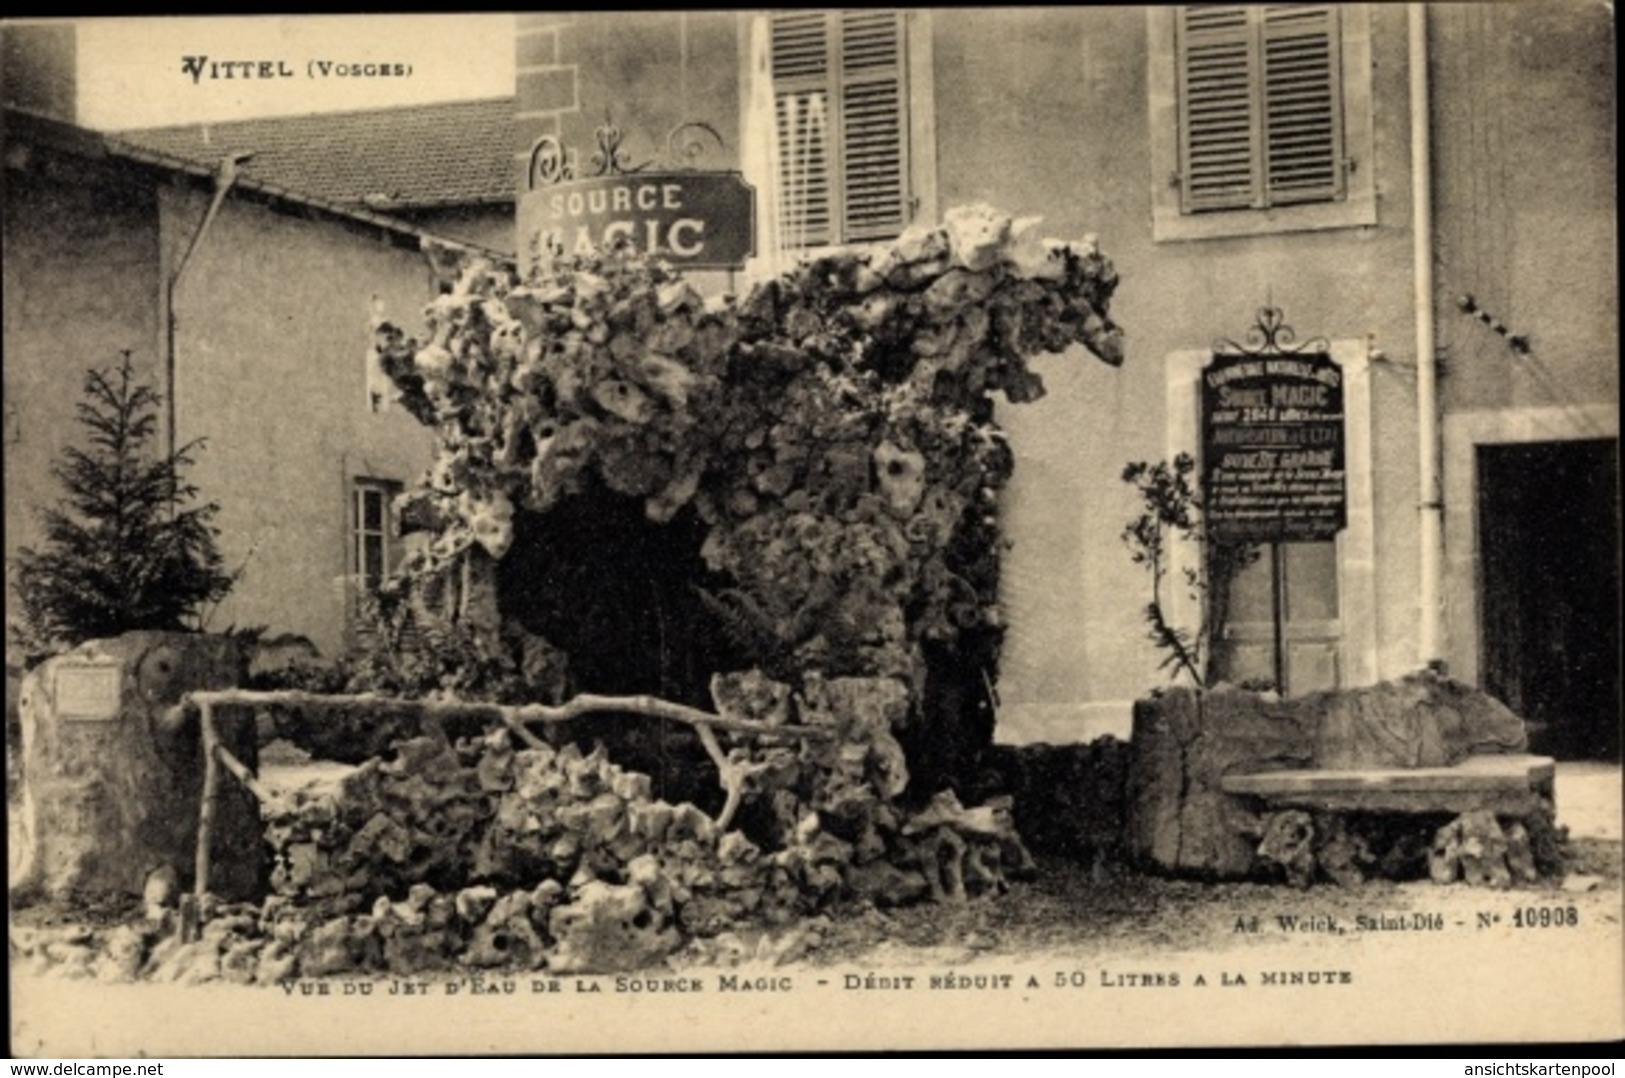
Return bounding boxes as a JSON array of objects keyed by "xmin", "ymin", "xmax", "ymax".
[{"xmin": 54, "ymin": 663, "xmax": 123, "ymax": 721}]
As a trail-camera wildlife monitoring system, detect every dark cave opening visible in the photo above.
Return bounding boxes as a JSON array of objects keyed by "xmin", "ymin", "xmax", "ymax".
[
  {"xmin": 493, "ymin": 479, "xmax": 750, "ymax": 809},
  {"xmin": 491, "ymin": 476, "xmax": 1002, "ymax": 811}
]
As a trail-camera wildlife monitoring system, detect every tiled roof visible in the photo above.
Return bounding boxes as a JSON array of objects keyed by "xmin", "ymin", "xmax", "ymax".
[
  {"xmin": 118, "ymin": 97, "xmax": 517, "ymax": 210},
  {"xmin": 4, "ymin": 106, "xmax": 513, "ymax": 263}
]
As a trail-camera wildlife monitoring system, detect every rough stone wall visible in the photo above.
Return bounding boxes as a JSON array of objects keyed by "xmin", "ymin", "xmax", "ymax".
[{"xmin": 251, "ymin": 670, "xmax": 1032, "ymax": 975}]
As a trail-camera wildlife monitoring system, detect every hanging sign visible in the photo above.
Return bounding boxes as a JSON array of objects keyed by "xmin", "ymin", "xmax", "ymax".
[
  {"xmin": 519, "ymin": 171, "xmax": 756, "ymax": 275},
  {"xmin": 518, "ymin": 125, "xmax": 755, "ymax": 276},
  {"xmin": 1201, "ymin": 349, "xmax": 1347, "ymax": 542}
]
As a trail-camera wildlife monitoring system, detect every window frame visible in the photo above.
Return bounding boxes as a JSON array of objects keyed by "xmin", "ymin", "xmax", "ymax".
[
  {"xmin": 743, "ymin": 10, "xmax": 937, "ymax": 258},
  {"xmin": 349, "ymin": 477, "xmax": 401, "ymax": 599},
  {"xmin": 1148, "ymin": 4, "xmax": 1376, "ymax": 243}
]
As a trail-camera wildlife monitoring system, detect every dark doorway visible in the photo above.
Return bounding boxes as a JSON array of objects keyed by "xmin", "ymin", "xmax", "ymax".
[{"xmin": 1477, "ymin": 438, "xmax": 1621, "ymax": 760}]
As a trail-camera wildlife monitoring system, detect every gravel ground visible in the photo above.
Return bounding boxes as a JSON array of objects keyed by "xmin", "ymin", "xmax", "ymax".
[
  {"xmin": 12, "ymin": 840, "xmax": 1621, "ymax": 1055},
  {"xmin": 785, "ymin": 836, "xmax": 1622, "ymax": 968},
  {"xmin": 12, "ymin": 839, "xmax": 1623, "ymax": 1055}
]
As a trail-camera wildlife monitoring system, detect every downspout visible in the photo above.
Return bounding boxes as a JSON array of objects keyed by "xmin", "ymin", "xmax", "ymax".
[
  {"xmin": 163, "ymin": 151, "xmax": 255, "ymax": 457},
  {"xmin": 1409, "ymin": 4, "xmax": 1445, "ymax": 672}
]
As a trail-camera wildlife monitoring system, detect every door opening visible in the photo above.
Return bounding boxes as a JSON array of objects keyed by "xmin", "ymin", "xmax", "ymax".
[{"xmin": 1477, "ymin": 438, "xmax": 1620, "ymax": 761}]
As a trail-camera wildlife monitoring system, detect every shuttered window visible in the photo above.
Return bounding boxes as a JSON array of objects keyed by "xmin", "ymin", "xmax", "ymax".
[
  {"xmin": 1177, "ymin": 5, "xmax": 1345, "ymax": 213},
  {"xmin": 771, "ymin": 11, "xmax": 911, "ymax": 247}
]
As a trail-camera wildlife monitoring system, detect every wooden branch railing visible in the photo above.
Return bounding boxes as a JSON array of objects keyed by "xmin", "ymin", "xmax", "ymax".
[
  {"xmin": 183, "ymin": 687, "xmax": 830, "ymax": 906},
  {"xmin": 176, "ymin": 689, "xmax": 831, "ymax": 742}
]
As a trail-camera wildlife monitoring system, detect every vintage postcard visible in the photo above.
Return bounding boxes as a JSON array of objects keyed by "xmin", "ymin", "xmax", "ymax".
[{"xmin": 5, "ymin": 9, "xmax": 1621, "ymax": 1056}]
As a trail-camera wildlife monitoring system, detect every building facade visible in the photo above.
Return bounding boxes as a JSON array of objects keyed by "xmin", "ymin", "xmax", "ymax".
[
  {"xmin": 512, "ymin": 6, "xmax": 1617, "ymax": 756},
  {"xmin": 2, "ymin": 106, "xmax": 505, "ymax": 658},
  {"xmin": 4, "ymin": 10, "xmax": 1614, "ymax": 761}
]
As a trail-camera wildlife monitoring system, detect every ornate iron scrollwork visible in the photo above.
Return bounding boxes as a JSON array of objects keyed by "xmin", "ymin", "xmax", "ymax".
[
  {"xmin": 663, "ymin": 122, "xmax": 725, "ymax": 170},
  {"xmin": 527, "ymin": 135, "xmax": 574, "ymax": 190},
  {"xmin": 1212, "ymin": 306, "xmax": 1330, "ymax": 357},
  {"xmin": 589, "ymin": 121, "xmax": 638, "ymax": 177},
  {"xmin": 526, "ymin": 115, "xmax": 729, "ymax": 189}
]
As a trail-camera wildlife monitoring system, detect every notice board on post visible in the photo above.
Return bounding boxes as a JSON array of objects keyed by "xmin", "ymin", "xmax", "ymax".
[{"xmin": 1201, "ymin": 331, "xmax": 1347, "ymax": 544}]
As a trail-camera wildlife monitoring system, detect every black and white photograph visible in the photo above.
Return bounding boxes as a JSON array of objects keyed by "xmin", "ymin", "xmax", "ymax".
[{"xmin": 4, "ymin": 9, "xmax": 1620, "ymax": 1056}]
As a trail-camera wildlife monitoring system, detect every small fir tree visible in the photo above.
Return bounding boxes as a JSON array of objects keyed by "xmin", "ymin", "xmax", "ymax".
[{"xmin": 12, "ymin": 352, "xmax": 235, "ymax": 660}]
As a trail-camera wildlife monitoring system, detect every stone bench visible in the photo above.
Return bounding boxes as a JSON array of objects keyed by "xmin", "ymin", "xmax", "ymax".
[
  {"xmin": 1220, "ymin": 754, "xmax": 1559, "ymax": 887},
  {"xmin": 1127, "ymin": 678, "xmax": 1553, "ymax": 886},
  {"xmin": 1220, "ymin": 753, "xmax": 1556, "ymax": 817}
]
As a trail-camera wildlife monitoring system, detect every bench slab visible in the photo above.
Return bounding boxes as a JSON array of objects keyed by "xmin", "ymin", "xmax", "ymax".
[{"xmin": 1220, "ymin": 754, "xmax": 1556, "ymax": 816}]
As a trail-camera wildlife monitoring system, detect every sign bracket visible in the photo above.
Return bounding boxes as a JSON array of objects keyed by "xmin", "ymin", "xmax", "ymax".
[{"xmin": 1212, "ymin": 305, "xmax": 1331, "ymax": 359}]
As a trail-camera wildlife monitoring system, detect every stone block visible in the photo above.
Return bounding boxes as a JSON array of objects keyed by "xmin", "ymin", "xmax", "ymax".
[
  {"xmin": 516, "ymin": 67, "xmax": 578, "ymax": 117},
  {"xmin": 1303, "ymin": 671, "xmax": 1528, "ymax": 769},
  {"xmin": 12, "ymin": 632, "xmax": 261, "ymax": 901},
  {"xmin": 1127, "ymin": 685, "xmax": 1316, "ymax": 878}
]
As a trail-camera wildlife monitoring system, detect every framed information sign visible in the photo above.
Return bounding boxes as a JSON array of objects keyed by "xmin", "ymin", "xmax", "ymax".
[{"xmin": 1201, "ymin": 319, "xmax": 1347, "ymax": 543}]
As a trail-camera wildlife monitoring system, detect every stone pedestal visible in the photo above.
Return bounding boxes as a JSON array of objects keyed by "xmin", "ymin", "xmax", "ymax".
[{"xmin": 12, "ymin": 632, "xmax": 263, "ymax": 901}]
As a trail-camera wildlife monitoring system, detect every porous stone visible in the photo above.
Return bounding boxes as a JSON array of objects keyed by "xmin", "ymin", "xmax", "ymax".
[
  {"xmin": 466, "ymin": 892, "xmax": 546, "ymax": 969},
  {"xmin": 299, "ymin": 916, "xmax": 375, "ymax": 977},
  {"xmin": 92, "ymin": 924, "xmax": 151, "ymax": 982},
  {"xmin": 1454, "ymin": 810, "xmax": 1513, "ymax": 889},
  {"xmin": 547, "ymin": 880, "xmax": 680, "ymax": 974},
  {"xmin": 1257, "ymin": 810, "xmax": 1316, "ymax": 889}
]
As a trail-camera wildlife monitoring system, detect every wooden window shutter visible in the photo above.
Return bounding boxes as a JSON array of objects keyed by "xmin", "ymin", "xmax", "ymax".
[
  {"xmin": 838, "ymin": 11, "xmax": 909, "ymax": 241},
  {"xmin": 1177, "ymin": 4, "xmax": 1343, "ymax": 213},
  {"xmin": 1178, "ymin": 6, "xmax": 1263, "ymax": 212},
  {"xmin": 1261, "ymin": 5, "xmax": 1345, "ymax": 204},
  {"xmin": 770, "ymin": 10, "xmax": 909, "ymax": 246},
  {"xmin": 772, "ymin": 12, "xmax": 834, "ymax": 246}
]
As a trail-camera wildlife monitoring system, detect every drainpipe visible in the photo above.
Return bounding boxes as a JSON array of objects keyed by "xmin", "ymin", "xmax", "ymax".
[
  {"xmin": 1409, "ymin": 4, "xmax": 1445, "ymax": 672},
  {"xmin": 164, "ymin": 151, "xmax": 255, "ymax": 458}
]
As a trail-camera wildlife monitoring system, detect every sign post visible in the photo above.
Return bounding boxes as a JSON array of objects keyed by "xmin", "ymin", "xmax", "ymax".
[{"xmin": 1200, "ymin": 308, "xmax": 1347, "ymax": 691}]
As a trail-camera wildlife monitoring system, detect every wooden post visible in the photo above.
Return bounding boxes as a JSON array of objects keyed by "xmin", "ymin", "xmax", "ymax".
[
  {"xmin": 1270, "ymin": 541, "xmax": 1287, "ymax": 694},
  {"xmin": 195, "ymin": 699, "xmax": 218, "ymax": 903}
]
